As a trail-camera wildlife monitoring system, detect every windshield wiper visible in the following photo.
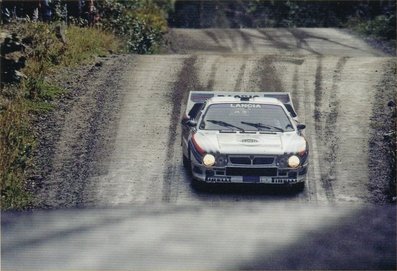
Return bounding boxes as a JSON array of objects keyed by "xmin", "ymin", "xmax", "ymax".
[
  {"xmin": 206, "ymin": 120, "xmax": 245, "ymax": 132},
  {"xmin": 241, "ymin": 121, "xmax": 284, "ymax": 132}
]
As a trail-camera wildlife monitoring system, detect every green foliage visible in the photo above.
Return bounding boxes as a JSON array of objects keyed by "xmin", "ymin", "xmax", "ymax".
[
  {"xmin": 2, "ymin": 173, "xmax": 32, "ymax": 209},
  {"xmin": 97, "ymin": 0, "xmax": 168, "ymax": 54},
  {"xmin": 30, "ymin": 79, "xmax": 65, "ymax": 102},
  {"xmin": 16, "ymin": 22, "xmax": 121, "ymax": 99},
  {"xmin": 127, "ymin": 18, "xmax": 158, "ymax": 54},
  {"xmin": 62, "ymin": 25, "xmax": 122, "ymax": 65},
  {"xmin": 0, "ymin": 95, "xmax": 34, "ymax": 210},
  {"xmin": 52, "ymin": 0, "xmax": 69, "ymax": 22},
  {"xmin": 18, "ymin": 23, "xmax": 63, "ymax": 77},
  {"xmin": 170, "ymin": 0, "xmax": 396, "ymax": 38},
  {"xmin": 346, "ymin": 14, "xmax": 396, "ymax": 40}
]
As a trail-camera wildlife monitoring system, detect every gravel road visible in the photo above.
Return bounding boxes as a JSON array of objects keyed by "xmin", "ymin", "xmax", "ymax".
[{"xmin": 32, "ymin": 28, "xmax": 396, "ymax": 207}]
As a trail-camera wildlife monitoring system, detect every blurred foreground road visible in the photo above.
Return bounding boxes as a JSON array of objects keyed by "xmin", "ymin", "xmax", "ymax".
[{"xmin": 2, "ymin": 204, "xmax": 396, "ymax": 269}]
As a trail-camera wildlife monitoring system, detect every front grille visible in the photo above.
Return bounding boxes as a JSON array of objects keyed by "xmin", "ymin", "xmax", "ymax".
[
  {"xmin": 229, "ymin": 157, "xmax": 251, "ymax": 164},
  {"xmin": 226, "ymin": 167, "xmax": 277, "ymax": 176},
  {"xmin": 229, "ymin": 156, "xmax": 275, "ymax": 165},
  {"xmin": 253, "ymin": 157, "xmax": 274, "ymax": 165}
]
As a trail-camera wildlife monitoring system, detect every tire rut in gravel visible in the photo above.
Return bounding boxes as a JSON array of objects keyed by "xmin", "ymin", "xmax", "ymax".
[
  {"xmin": 225, "ymin": 29, "xmax": 239, "ymax": 51},
  {"xmin": 368, "ymin": 60, "xmax": 396, "ymax": 203},
  {"xmin": 206, "ymin": 57, "xmax": 220, "ymax": 90},
  {"xmin": 291, "ymin": 65, "xmax": 300, "ymax": 113},
  {"xmin": 162, "ymin": 56, "xmax": 208, "ymax": 202},
  {"xmin": 204, "ymin": 29, "xmax": 221, "ymax": 45},
  {"xmin": 313, "ymin": 56, "xmax": 323, "ymax": 123},
  {"xmin": 257, "ymin": 29, "xmax": 292, "ymax": 51},
  {"xmin": 237, "ymin": 29, "xmax": 257, "ymax": 53},
  {"xmin": 233, "ymin": 60, "xmax": 247, "ymax": 91},
  {"xmin": 288, "ymin": 29, "xmax": 321, "ymax": 55},
  {"xmin": 315, "ymin": 57, "xmax": 349, "ymax": 201},
  {"xmin": 257, "ymin": 56, "xmax": 283, "ymax": 92}
]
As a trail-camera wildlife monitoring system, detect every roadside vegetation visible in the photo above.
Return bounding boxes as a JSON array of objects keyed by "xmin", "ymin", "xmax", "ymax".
[
  {"xmin": 170, "ymin": 0, "xmax": 396, "ymax": 50},
  {"xmin": 97, "ymin": 0, "xmax": 171, "ymax": 54},
  {"xmin": 0, "ymin": 0, "xmax": 171, "ymax": 210}
]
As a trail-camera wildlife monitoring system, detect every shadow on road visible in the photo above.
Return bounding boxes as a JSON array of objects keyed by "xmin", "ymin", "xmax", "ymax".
[
  {"xmin": 241, "ymin": 205, "xmax": 396, "ymax": 270},
  {"xmin": 191, "ymin": 182, "xmax": 303, "ymax": 197}
]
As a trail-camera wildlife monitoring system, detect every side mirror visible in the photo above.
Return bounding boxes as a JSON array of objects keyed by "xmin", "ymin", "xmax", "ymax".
[
  {"xmin": 297, "ymin": 123, "xmax": 306, "ymax": 130},
  {"xmin": 181, "ymin": 118, "xmax": 197, "ymax": 127},
  {"xmin": 181, "ymin": 117, "xmax": 189, "ymax": 125},
  {"xmin": 186, "ymin": 119, "xmax": 197, "ymax": 127}
]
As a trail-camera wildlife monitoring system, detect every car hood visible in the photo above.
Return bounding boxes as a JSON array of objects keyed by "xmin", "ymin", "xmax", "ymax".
[{"xmin": 194, "ymin": 131, "xmax": 306, "ymax": 155}]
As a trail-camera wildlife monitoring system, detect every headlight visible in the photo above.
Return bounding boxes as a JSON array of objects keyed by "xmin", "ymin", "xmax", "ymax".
[
  {"xmin": 203, "ymin": 154, "xmax": 216, "ymax": 167},
  {"xmin": 288, "ymin": 155, "xmax": 300, "ymax": 168}
]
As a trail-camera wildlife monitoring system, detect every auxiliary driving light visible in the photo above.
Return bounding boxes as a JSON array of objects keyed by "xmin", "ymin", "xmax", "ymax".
[
  {"xmin": 288, "ymin": 155, "xmax": 300, "ymax": 168},
  {"xmin": 216, "ymin": 155, "xmax": 227, "ymax": 167},
  {"xmin": 203, "ymin": 154, "xmax": 216, "ymax": 167}
]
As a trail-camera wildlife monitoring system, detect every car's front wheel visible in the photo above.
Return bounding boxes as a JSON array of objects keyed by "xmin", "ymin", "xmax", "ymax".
[
  {"xmin": 293, "ymin": 181, "xmax": 305, "ymax": 192},
  {"xmin": 183, "ymin": 154, "xmax": 190, "ymax": 168},
  {"xmin": 191, "ymin": 178, "xmax": 205, "ymax": 191}
]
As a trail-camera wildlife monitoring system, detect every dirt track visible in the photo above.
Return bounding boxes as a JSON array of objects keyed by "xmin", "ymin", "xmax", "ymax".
[{"xmin": 32, "ymin": 28, "xmax": 396, "ymax": 208}]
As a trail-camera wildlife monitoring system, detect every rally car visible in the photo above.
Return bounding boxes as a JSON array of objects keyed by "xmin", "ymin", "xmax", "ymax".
[{"xmin": 181, "ymin": 91, "xmax": 309, "ymax": 190}]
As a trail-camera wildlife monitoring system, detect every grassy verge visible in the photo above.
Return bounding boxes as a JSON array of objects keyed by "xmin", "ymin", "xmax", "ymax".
[
  {"xmin": 0, "ymin": 22, "xmax": 123, "ymax": 210},
  {"xmin": 0, "ymin": 93, "xmax": 34, "ymax": 209}
]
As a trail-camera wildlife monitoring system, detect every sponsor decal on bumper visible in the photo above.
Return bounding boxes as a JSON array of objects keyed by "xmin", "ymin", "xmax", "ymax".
[
  {"xmin": 205, "ymin": 177, "xmax": 232, "ymax": 183},
  {"xmin": 204, "ymin": 176, "xmax": 300, "ymax": 184},
  {"xmin": 271, "ymin": 178, "xmax": 299, "ymax": 184}
]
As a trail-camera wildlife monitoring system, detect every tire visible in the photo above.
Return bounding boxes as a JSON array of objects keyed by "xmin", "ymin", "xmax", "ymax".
[
  {"xmin": 183, "ymin": 154, "xmax": 190, "ymax": 168},
  {"xmin": 293, "ymin": 182, "xmax": 305, "ymax": 192},
  {"xmin": 191, "ymin": 178, "xmax": 205, "ymax": 191}
]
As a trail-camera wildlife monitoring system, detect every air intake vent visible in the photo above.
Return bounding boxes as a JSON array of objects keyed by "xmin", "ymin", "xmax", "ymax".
[
  {"xmin": 253, "ymin": 157, "xmax": 274, "ymax": 165},
  {"xmin": 226, "ymin": 167, "xmax": 277, "ymax": 176},
  {"xmin": 229, "ymin": 157, "xmax": 251, "ymax": 165}
]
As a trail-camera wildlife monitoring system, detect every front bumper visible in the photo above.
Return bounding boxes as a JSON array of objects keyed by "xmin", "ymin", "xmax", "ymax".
[{"xmin": 191, "ymin": 161, "xmax": 308, "ymax": 185}]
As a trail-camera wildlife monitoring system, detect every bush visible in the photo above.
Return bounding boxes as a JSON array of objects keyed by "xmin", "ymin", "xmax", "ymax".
[
  {"xmin": 347, "ymin": 14, "xmax": 396, "ymax": 40},
  {"xmin": 169, "ymin": 0, "xmax": 396, "ymax": 35},
  {"xmin": 13, "ymin": 22, "xmax": 122, "ymax": 99},
  {"xmin": 97, "ymin": 0, "xmax": 168, "ymax": 54},
  {"xmin": 1, "ymin": 0, "xmax": 170, "ymax": 54}
]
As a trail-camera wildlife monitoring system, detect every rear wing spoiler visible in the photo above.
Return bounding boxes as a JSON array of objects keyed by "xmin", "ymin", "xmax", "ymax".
[{"xmin": 185, "ymin": 91, "xmax": 297, "ymax": 118}]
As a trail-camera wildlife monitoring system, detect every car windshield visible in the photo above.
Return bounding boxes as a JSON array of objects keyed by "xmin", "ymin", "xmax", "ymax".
[{"xmin": 199, "ymin": 103, "xmax": 294, "ymax": 132}]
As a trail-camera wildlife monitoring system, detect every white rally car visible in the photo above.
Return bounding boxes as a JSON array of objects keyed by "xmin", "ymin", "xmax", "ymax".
[{"xmin": 181, "ymin": 91, "xmax": 309, "ymax": 190}]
